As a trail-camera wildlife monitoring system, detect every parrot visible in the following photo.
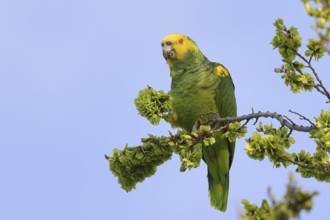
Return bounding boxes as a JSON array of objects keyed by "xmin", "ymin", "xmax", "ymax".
[{"xmin": 161, "ymin": 33, "xmax": 237, "ymax": 212}]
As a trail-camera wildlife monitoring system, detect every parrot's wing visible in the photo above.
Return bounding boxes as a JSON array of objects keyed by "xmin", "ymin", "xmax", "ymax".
[{"xmin": 214, "ymin": 63, "xmax": 237, "ymax": 168}]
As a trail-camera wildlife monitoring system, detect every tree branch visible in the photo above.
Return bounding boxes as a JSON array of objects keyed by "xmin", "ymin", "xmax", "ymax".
[
  {"xmin": 277, "ymin": 154, "xmax": 327, "ymax": 174},
  {"xmin": 296, "ymin": 52, "xmax": 330, "ymax": 102},
  {"xmin": 210, "ymin": 111, "xmax": 316, "ymax": 132}
]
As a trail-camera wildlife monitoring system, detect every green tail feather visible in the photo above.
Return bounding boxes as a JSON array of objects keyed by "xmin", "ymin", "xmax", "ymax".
[{"xmin": 208, "ymin": 170, "xmax": 229, "ymax": 212}]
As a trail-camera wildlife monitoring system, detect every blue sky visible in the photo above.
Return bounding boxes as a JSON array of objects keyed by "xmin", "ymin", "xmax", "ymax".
[{"xmin": 1, "ymin": 0, "xmax": 329, "ymax": 219}]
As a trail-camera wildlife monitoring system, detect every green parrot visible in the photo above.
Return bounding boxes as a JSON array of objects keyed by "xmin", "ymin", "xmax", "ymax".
[{"xmin": 161, "ymin": 33, "xmax": 237, "ymax": 212}]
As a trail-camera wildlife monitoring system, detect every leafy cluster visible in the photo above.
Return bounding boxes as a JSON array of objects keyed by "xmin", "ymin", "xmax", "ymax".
[
  {"xmin": 244, "ymin": 111, "xmax": 330, "ymax": 182},
  {"xmin": 272, "ymin": 18, "xmax": 302, "ymax": 61},
  {"xmin": 106, "ymin": 124, "xmax": 243, "ymax": 191},
  {"xmin": 305, "ymin": 38, "xmax": 327, "ymax": 59},
  {"xmin": 303, "ymin": 0, "xmax": 330, "ymax": 54},
  {"xmin": 295, "ymin": 110, "xmax": 330, "ymax": 181},
  {"xmin": 292, "ymin": 149, "xmax": 330, "ymax": 181},
  {"xmin": 169, "ymin": 126, "xmax": 213, "ymax": 172},
  {"xmin": 272, "ymin": 19, "xmax": 327, "ymax": 94},
  {"xmin": 105, "ymin": 135, "xmax": 173, "ymax": 192},
  {"xmin": 225, "ymin": 121, "xmax": 248, "ymax": 142},
  {"xmin": 241, "ymin": 174, "xmax": 318, "ymax": 220},
  {"xmin": 310, "ymin": 110, "xmax": 330, "ymax": 152},
  {"xmin": 245, "ymin": 123, "xmax": 295, "ymax": 167},
  {"xmin": 134, "ymin": 86, "xmax": 172, "ymax": 125}
]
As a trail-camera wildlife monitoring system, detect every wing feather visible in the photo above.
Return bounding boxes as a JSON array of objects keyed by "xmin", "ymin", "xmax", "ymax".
[{"xmin": 214, "ymin": 64, "xmax": 237, "ymax": 168}]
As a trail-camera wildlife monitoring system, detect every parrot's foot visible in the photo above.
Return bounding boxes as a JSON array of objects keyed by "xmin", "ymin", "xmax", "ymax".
[{"xmin": 193, "ymin": 112, "xmax": 220, "ymax": 131}]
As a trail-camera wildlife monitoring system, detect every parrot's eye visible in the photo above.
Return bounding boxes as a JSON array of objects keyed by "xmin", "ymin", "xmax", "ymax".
[
  {"xmin": 178, "ymin": 39, "xmax": 184, "ymax": 44},
  {"xmin": 161, "ymin": 42, "xmax": 172, "ymax": 47}
]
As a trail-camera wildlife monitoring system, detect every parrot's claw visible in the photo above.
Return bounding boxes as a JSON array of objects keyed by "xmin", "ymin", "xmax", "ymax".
[{"xmin": 192, "ymin": 124, "xmax": 199, "ymax": 132}]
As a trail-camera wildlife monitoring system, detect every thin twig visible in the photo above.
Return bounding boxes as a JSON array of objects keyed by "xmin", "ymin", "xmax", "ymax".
[
  {"xmin": 308, "ymin": 54, "xmax": 314, "ymax": 64},
  {"xmin": 284, "ymin": 115, "xmax": 295, "ymax": 126},
  {"xmin": 289, "ymin": 110, "xmax": 316, "ymax": 126}
]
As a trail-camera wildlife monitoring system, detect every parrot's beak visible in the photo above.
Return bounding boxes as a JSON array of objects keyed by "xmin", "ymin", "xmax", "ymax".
[{"xmin": 162, "ymin": 43, "xmax": 176, "ymax": 60}]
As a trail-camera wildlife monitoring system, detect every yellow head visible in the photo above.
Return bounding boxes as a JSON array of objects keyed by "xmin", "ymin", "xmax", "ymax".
[{"xmin": 160, "ymin": 33, "xmax": 200, "ymax": 67}]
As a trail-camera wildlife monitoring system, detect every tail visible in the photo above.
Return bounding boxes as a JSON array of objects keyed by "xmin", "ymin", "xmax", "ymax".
[
  {"xmin": 203, "ymin": 133, "xmax": 232, "ymax": 212},
  {"xmin": 208, "ymin": 170, "xmax": 229, "ymax": 212}
]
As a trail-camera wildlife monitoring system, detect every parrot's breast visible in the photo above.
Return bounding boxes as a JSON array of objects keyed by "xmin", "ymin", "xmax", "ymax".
[{"xmin": 171, "ymin": 65, "xmax": 219, "ymax": 132}]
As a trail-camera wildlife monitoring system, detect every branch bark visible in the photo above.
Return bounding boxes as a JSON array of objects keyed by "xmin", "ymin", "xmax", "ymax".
[{"xmin": 210, "ymin": 111, "xmax": 316, "ymax": 132}]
